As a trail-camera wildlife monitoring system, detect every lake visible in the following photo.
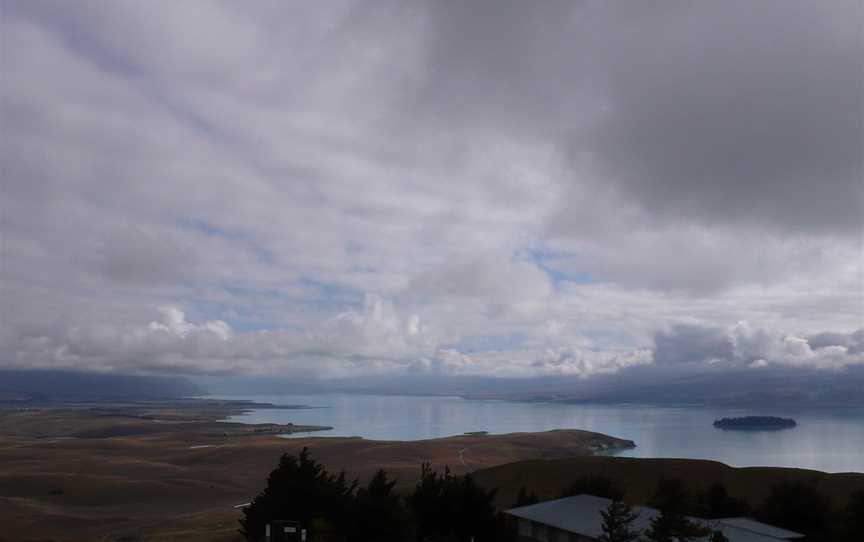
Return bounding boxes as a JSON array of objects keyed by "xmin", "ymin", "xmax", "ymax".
[{"xmin": 215, "ymin": 393, "xmax": 864, "ymax": 473}]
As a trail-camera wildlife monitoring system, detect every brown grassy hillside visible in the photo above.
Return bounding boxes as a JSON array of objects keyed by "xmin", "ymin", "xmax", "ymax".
[
  {"xmin": 473, "ymin": 455, "xmax": 864, "ymax": 510},
  {"xmin": 0, "ymin": 405, "xmax": 629, "ymax": 542}
]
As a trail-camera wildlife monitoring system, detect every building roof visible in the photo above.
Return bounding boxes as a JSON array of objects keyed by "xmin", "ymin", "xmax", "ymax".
[
  {"xmin": 505, "ymin": 495, "xmax": 805, "ymax": 542},
  {"xmin": 506, "ymin": 495, "xmax": 659, "ymax": 538},
  {"xmin": 708, "ymin": 524, "xmax": 799, "ymax": 542},
  {"xmin": 715, "ymin": 517, "xmax": 805, "ymax": 539}
]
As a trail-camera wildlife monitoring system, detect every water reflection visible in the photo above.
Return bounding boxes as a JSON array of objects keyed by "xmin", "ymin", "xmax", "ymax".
[{"xmin": 217, "ymin": 393, "xmax": 864, "ymax": 473}]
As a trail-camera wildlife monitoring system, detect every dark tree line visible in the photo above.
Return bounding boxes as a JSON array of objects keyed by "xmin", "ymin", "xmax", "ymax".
[
  {"xmin": 240, "ymin": 448, "xmax": 509, "ymax": 542},
  {"xmin": 756, "ymin": 483, "xmax": 864, "ymax": 542},
  {"xmin": 643, "ymin": 478, "xmax": 713, "ymax": 542},
  {"xmin": 241, "ymin": 450, "xmax": 864, "ymax": 542}
]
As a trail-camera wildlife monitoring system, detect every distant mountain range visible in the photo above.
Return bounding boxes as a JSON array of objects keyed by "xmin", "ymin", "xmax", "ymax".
[
  {"xmin": 6, "ymin": 364, "xmax": 860, "ymax": 408},
  {"xmin": 196, "ymin": 365, "xmax": 864, "ymax": 409},
  {"xmin": 0, "ymin": 369, "xmax": 202, "ymax": 402},
  {"xmin": 461, "ymin": 367, "xmax": 864, "ymax": 409}
]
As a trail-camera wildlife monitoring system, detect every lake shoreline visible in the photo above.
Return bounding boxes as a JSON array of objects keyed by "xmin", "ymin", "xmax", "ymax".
[{"xmin": 216, "ymin": 392, "xmax": 864, "ymax": 473}]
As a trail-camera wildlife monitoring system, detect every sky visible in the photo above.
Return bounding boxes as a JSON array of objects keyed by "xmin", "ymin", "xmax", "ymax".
[{"xmin": 1, "ymin": 0, "xmax": 862, "ymax": 380}]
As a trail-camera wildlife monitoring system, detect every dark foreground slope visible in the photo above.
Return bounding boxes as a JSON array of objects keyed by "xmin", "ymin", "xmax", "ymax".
[{"xmin": 474, "ymin": 455, "xmax": 864, "ymax": 511}]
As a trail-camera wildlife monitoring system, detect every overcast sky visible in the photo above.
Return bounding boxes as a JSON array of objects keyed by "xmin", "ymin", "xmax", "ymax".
[{"xmin": 1, "ymin": 0, "xmax": 862, "ymax": 378}]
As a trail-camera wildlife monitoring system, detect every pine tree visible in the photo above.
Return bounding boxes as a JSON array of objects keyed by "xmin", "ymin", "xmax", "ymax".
[
  {"xmin": 644, "ymin": 479, "xmax": 711, "ymax": 542},
  {"xmin": 349, "ymin": 469, "xmax": 411, "ymax": 542},
  {"xmin": 598, "ymin": 500, "xmax": 641, "ymax": 542},
  {"xmin": 407, "ymin": 463, "xmax": 500, "ymax": 541},
  {"xmin": 239, "ymin": 447, "xmax": 356, "ymax": 541},
  {"xmin": 643, "ymin": 510, "xmax": 710, "ymax": 542}
]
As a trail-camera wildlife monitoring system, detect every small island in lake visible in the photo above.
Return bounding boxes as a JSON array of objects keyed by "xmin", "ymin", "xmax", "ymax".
[{"xmin": 713, "ymin": 416, "xmax": 797, "ymax": 430}]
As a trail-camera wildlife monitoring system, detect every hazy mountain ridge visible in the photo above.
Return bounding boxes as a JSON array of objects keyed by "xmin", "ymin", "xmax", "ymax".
[
  {"xmin": 196, "ymin": 366, "xmax": 864, "ymax": 408},
  {"xmin": 0, "ymin": 369, "xmax": 203, "ymax": 402},
  {"xmin": 474, "ymin": 368, "xmax": 864, "ymax": 408}
]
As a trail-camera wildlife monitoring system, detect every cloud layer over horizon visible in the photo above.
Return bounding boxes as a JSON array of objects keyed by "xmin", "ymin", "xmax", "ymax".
[{"xmin": 1, "ymin": 0, "xmax": 862, "ymax": 378}]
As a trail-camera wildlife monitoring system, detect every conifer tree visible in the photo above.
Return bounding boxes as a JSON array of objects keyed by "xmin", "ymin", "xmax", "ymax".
[
  {"xmin": 644, "ymin": 479, "xmax": 710, "ymax": 542},
  {"xmin": 407, "ymin": 463, "xmax": 500, "ymax": 541},
  {"xmin": 598, "ymin": 500, "xmax": 641, "ymax": 542},
  {"xmin": 643, "ymin": 511, "xmax": 710, "ymax": 542},
  {"xmin": 350, "ymin": 469, "xmax": 411, "ymax": 542},
  {"xmin": 240, "ymin": 447, "xmax": 356, "ymax": 541}
]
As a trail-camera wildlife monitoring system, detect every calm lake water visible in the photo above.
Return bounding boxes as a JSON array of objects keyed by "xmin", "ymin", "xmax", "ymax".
[{"xmin": 216, "ymin": 393, "xmax": 864, "ymax": 473}]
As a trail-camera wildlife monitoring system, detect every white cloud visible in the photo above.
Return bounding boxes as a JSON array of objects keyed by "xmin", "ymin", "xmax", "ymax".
[
  {"xmin": 652, "ymin": 321, "xmax": 864, "ymax": 371},
  {"xmin": 403, "ymin": 345, "xmax": 653, "ymax": 378},
  {"xmin": 731, "ymin": 322, "xmax": 864, "ymax": 371},
  {"xmin": 3, "ymin": 301, "xmax": 862, "ymax": 377},
  {"xmin": 147, "ymin": 306, "xmax": 232, "ymax": 340},
  {"xmin": 0, "ymin": 1, "xmax": 861, "ymax": 378}
]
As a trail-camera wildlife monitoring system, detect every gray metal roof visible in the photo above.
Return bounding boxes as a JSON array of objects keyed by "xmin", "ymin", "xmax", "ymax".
[
  {"xmin": 505, "ymin": 495, "xmax": 804, "ymax": 542},
  {"xmin": 716, "ymin": 517, "xmax": 805, "ymax": 539},
  {"xmin": 506, "ymin": 494, "xmax": 658, "ymax": 537},
  {"xmin": 708, "ymin": 523, "xmax": 800, "ymax": 542}
]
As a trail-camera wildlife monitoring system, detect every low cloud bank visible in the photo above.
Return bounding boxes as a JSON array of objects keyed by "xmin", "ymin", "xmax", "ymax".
[
  {"xmin": 1, "ymin": 297, "xmax": 433, "ymax": 377},
  {"xmin": 2, "ymin": 301, "xmax": 861, "ymax": 379},
  {"xmin": 654, "ymin": 322, "xmax": 864, "ymax": 371}
]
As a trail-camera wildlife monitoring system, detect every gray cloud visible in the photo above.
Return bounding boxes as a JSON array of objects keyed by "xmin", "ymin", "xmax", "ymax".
[
  {"xmin": 808, "ymin": 329, "xmax": 864, "ymax": 355},
  {"xmin": 409, "ymin": 0, "xmax": 864, "ymax": 234},
  {"xmin": 82, "ymin": 226, "xmax": 198, "ymax": 285},
  {"xmin": 654, "ymin": 322, "xmax": 864, "ymax": 370},
  {"xmin": 654, "ymin": 324, "xmax": 734, "ymax": 365},
  {"xmin": 583, "ymin": 1, "xmax": 864, "ymax": 235},
  {"xmin": 0, "ymin": 1, "xmax": 861, "ymax": 377}
]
